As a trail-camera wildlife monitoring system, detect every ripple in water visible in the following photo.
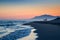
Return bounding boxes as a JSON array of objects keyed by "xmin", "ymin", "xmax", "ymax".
[{"xmin": 0, "ymin": 24, "xmax": 37, "ymax": 40}]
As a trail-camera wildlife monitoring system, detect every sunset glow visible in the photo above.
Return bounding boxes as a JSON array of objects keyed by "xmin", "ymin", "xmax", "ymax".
[{"xmin": 0, "ymin": 0, "xmax": 60, "ymax": 19}]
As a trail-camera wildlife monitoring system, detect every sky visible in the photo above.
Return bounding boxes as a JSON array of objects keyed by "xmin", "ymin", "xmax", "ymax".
[{"xmin": 0, "ymin": 0, "xmax": 60, "ymax": 19}]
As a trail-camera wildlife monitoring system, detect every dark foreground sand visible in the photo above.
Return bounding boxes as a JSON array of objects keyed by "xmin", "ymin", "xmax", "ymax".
[{"xmin": 24, "ymin": 23, "xmax": 60, "ymax": 40}]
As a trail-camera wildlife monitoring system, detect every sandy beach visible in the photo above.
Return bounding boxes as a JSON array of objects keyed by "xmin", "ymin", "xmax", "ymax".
[
  {"xmin": 23, "ymin": 22, "xmax": 60, "ymax": 40},
  {"xmin": 17, "ymin": 29, "xmax": 38, "ymax": 40}
]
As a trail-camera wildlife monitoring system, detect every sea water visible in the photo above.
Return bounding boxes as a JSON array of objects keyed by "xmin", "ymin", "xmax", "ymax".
[{"xmin": 0, "ymin": 21, "xmax": 37, "ymax": 40}]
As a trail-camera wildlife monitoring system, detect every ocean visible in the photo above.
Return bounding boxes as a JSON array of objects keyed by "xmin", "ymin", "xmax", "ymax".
[{"xmin": 0, "ymin": 21, "xmax": 37, "ymax": 40}]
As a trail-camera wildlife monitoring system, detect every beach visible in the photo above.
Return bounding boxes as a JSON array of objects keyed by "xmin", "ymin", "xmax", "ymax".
[
  {"xmin": 24, "ymin": 23, "xmax": 60, "ymax": 40},
  {"xmin": 17, "ymin": 29, "xmax": 38, "ymax": 40}
]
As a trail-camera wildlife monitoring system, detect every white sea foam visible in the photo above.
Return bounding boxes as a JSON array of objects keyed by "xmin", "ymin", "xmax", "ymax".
[
  {"xmin": 0, "ymin": 24, "xmax": 32, "ymax": 38},
  {"xmin": 17, "ymin": 29, "xmax": 38, "ymax": 40},
  {"xmin": 0, "ymin": 27, "xmax": 6, "ymax": 32}
]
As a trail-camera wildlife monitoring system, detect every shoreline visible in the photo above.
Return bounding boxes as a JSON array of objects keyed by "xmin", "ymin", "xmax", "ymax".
[
  {"xmin": 17, "ymin": 29, "xmax": 38, "ymax": 40},
  {"xmin": 23, "ymin": 22, "xmax": 60, "ymax": 40}
]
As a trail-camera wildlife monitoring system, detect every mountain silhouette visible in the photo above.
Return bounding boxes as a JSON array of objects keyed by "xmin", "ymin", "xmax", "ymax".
[
  {"xmin": 23, "ymin": 17, "xmax": 60, "ymax": 25},
  {"xmin": 49, "ymin": 17, "xmax": 60, "ymax": 23},
  {"xmin": 31, "ymin": 14, "xmax": 57, "ymax": 21}
]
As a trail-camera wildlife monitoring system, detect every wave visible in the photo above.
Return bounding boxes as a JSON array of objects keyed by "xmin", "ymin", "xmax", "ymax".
[
  {"xmin": 0, "ymin": 23, "xmax": 32, "ymax": 38},
  {"xmin": 0, "ymin": 21, "xmax": 37, "ymax": 40}
]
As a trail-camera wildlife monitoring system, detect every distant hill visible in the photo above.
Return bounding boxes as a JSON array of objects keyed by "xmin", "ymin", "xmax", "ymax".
[
  {"xmin": 27, "ymin": 14, "xmax": 57, "ymax": 21},
  {"xmin": 23, "ymin": 17, "xmax": 60, "ymax": 25},
  {"xmin": 49, "ymin": 17, "xmax": 60, "ymax": 23}
]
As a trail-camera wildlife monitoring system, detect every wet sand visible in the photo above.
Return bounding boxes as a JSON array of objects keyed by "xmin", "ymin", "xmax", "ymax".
[
  {"xmin": 17, "ymin": 29, "xmax": 38, "ymax": 40},
  {"xmin": 30, "ymin": 23, "xmax": 60, "ymax": 40}
]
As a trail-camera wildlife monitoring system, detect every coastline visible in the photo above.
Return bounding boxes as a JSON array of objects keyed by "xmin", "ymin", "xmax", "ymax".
[
  {"xmin": 17, "ymin": 29, "xmax": 38, "ymax": 40},
  {"xmin": 23, "ymin": 22, "xmax": 60, "ymax": 40}
]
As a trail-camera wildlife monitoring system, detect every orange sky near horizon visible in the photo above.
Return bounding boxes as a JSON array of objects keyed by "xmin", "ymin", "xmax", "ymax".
[{"xmin": 0, "ymin": 5, "xmax": 60, "ymax": 19}]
